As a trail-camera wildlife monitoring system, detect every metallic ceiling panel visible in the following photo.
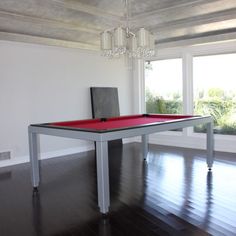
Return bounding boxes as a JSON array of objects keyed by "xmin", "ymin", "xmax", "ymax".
[{"xmin": 0, "ymin": 0, "xmax": 236, "ymax": 49}]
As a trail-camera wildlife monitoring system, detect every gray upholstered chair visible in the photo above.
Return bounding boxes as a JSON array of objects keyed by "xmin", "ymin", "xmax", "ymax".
[{"xmin": 90, "ymin": 87, "xmax": 122, "ymax": 147}]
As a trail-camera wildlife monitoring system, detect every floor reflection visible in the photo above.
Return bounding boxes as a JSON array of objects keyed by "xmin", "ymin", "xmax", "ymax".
[
  {"xmin": 0, "ymin": 144, "xmax": 235, "ymax": 236},
  {"xmin": 179, "ymin": 155, "xmax": 194, "ymax": 221},
  {"xmin": 32, "ymin": 190, "xmax": 43, "ymax": 236},
  {"xmin": 98, "ymin": 216, "xmax": 111, "ymax": 236},
  {"xmin": 0, "ymin": 171, "xmax": 12, "ymax": 181},
  {"xmin": 201, "ymin": 171, "xmax": 213, "ymax": 231},
  {"xmin": 143, "ymin": 145, "xmax": 236, "ymax": 235}
]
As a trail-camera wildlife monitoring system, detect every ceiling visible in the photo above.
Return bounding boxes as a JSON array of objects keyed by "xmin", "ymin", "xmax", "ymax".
[{"xmin": 1, "ymin": 0, "xmax": 236, "ymax": 50}]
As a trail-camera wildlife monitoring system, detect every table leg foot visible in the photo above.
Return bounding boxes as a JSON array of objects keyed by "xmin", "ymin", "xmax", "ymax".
[
  {"xmin": 101, "ymin": 212, "xmax": 110, "ymax": 218},
  {"xmin": 33, "ymin": 187, "xmax": 39, "ymax": 192}
]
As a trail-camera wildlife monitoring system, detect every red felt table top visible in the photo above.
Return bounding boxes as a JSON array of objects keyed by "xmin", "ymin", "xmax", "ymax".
[{"xmin": 48, "ymin": 114, "xmax": 195, "ymax": 131}]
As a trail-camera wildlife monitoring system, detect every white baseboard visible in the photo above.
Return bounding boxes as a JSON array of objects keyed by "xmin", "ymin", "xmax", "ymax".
[
  {"xmin": 0, "ymin": 138, "xmax": 136, "ymax": 168},
  {"xmin": 136, "ymin": 133, "xmax": 236, "ymax": 153},
  {"xmin": 148, "ymin": 135, "xmax": 206, "ymax": 150},
  {"xmin": 0, "ymin": 144, "xmax": 95, "ymax": 168}
]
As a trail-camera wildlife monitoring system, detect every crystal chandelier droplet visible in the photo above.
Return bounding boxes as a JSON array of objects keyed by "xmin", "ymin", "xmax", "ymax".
[{"xmin": 100, "ymin": 0, "xmax": 155, "ymax": 59}]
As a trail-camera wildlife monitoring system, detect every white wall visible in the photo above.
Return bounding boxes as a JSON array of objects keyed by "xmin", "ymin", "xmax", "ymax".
[{"xmin": 0, "ymin": 41, "xmax": 133, "ymax": 167}]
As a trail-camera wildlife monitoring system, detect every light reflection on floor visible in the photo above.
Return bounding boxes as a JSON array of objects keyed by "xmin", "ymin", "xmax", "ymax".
[{"xmin": 144, "ymin": 148, "xmax": 236, "ymax": 235}]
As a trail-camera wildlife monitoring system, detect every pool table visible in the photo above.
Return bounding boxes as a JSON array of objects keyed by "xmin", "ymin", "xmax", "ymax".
[{"xmin": 28, "ymin": 114, "xmax": 214, "ymax": 214}]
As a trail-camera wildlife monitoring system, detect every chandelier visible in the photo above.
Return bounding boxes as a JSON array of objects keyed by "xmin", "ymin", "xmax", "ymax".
[{"xmin": 100, "ymin": 0, "xmax": 155, "ymax": 59}]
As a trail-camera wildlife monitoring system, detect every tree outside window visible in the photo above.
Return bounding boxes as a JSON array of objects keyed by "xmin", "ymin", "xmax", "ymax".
[
  {"xmin": 145, "ymin": 59, "xmax": 183, "ymax": 115},
  {"xmin": 193, "ymin": 53, "xmax": 236, "ymax": 135}
]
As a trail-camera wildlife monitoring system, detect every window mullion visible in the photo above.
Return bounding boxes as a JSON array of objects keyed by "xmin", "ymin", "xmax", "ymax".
[{"xmin": 183, "ymin": 52, "xmax": 193, "ymax": 136}]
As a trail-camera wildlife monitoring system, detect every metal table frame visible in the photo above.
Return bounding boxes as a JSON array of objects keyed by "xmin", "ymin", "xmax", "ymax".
[{"xmin": 28, "ymin": 115, "xmax": 214, "ymax": 214}]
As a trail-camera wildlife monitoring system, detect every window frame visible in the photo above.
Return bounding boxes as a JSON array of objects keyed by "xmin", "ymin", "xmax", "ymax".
[
  {"xmin": 139, "ymin": 41, "xmax": 236, "ymax": 152},
  {"xmin": 145, "ymin": 57, "xmax": 184, "ymax": 134}
]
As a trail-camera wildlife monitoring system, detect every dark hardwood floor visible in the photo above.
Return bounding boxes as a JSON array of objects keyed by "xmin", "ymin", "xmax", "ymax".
[{"xmin": 0, "ymin": 143, "xmax": 235, "ymax": 236}]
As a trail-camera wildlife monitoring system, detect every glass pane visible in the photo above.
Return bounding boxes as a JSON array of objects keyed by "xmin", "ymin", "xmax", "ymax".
[
  {"xmin": 193, "ymin": 53, "xmax": 236, "ymax": 135},
  {"xmin": 145, "ymin": 59, "xmax": 183, "ymax": 114}
]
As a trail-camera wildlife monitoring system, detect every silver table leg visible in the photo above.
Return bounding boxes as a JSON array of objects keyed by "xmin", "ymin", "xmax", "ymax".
[
  {"xmin": 142, "ymin": 134, "xmax": 148, "ymax": 160},
  {"xmin": 96, "ymin": 141, "xmax": 110, "ymax": 214},
  {"xmin": 206, "ymin": 121, "xmax": 214, "ymax": 169},
  {"xmin": 28, "ymin": 129, "xmax": 40, "ymax": 187}
]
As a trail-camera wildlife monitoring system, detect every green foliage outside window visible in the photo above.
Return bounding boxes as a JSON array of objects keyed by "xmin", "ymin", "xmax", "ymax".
[
  {"xmin": 194, "ymin": 88, "xmax": 236, "ymax": 135},
  {"xmin": 145, "ymin": 87, "xmax": 236, "ymax": 135},
  {"xmin": 146, "ymin": 89, "xmax": 182, "ymax": 114},
  {"xmin": 145, "ymin": 89, "xmax": 182, "ymax": 131}
]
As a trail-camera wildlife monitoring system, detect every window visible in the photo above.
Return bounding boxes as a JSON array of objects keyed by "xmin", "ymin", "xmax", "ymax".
[
  {"xmin": 145, "ymin": 59, "xmax": 183, "ymax": 114},
  {"xmin": 193, "ymin": 53, "xmax": 236, "ymax": 135}
]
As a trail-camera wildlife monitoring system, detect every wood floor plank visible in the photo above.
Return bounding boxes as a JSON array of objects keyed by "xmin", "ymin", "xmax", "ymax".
[{"xmin": 0, "ymin": 143, "xmax": 236, "ymax": 236}]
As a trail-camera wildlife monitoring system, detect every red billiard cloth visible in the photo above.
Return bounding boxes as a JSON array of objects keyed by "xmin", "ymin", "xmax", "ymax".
[{"xmin": 49, "ymin": 114, "xmax": 193, "ymax": 131}]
